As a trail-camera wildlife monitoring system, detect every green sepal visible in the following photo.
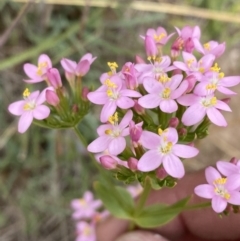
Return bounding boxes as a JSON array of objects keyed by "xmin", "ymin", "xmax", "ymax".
[
  {"xmin": 133, "ymin": 196, "xmax": 190, "ymax": 228},
  {"xmin": 94, "ymin": 181, "xmax": 134, "ymax": 219}
]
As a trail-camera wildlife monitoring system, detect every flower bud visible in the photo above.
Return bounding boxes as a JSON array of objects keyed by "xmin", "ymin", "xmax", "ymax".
[
  {"xmin": 230, "ymin": 157, "xmax": 238, "ymax": 165},
  {"xmin": 46, "ymin": 90, "xmax": 60, "ymax": 106},
  {"xmin": 133, "ymin": 100, "xmax": 145, "ymax": 115},
  {"xmin": 47, "ymin": 68, "xmax": 62, "ymax": 89},
  {"xmin": 145, "ymin": 36, "xmax": 158, "ymax": 60},
  {"xmin": 171, "ymin": 37, "xmax": 184, "ymax": 58},
  {"xmin": 129, "ymin": 121, "xmax": 142, "ymax": 143},
  {"xmin": 127, "ymin": 157, "xmax": 138, "ymax": 171},
  {"xmin": 100, "ymin": 155, "xmax": 117, "ymax": 170},
  {"xmin": 185, "ymin": 75, "xmax": 197, "ymax": 93},
  {"xmin": 221, "ymin": 98, "xmax": 231, "ymax": 105},
  {"xmin": 82, "ymin": 87, "xmax": 89, "ymax": 101},
  {"xmin": 178, "ymin": 128, "xmax": 187, "ymax": 137},
  {"xmin": 168, "ymin": 117, "xmax": 179, "ymax": 128},
  {"xmin": 156, "ymin": 166, "xmax": 168, "ymax": 180}
]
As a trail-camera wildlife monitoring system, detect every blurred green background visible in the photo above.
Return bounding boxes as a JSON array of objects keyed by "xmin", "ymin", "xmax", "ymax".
[{"xmin": 1, "ymin": 0, "xmax": 240, "ymax": 240}]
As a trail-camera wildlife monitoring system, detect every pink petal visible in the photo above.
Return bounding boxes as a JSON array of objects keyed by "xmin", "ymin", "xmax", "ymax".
[
  {"xmin": 193, "ymin": 38, "xmax": 204, "ymax": 54},
  {"xmin": 119, "ymin": 110, "xmax": 133, "ymax": 129},
  {"xmin": 205, "ymin": 166, "xmax": 221, "ymax": 185},
  {"xmin": 182, "ymin": 104, "xmax": 206, "ymax": 126},
  {"xmin": 38, "ymin": 54, "xmax": 52, "ymax": 68},
  {"xmin": 138, "ymin": 150, "xmax": 162, "ymax": 172},
  {"xmin": 167, "ymin": 74, "xmax": 183, "ymax": 90},
  {"xmin": 18, "ymin": 112, "xmax": 33, "ymax": 133},
  {"xmin": 60, "ymin": 58, "xmax": 77, "ymax": 73},
  {"xmin": 87, "ymin": 136, "xmax": 112, "ymax": 153},
  {"xmin": 172, "ymin": 144, "xmax": 199, "ymax": 158},
  {"xmin": 120, "ymin": 89, "xmax": 142, "ymax": 98},
  {"xmin": 76, "ymin": 59, "xmax": 90, "ymax": 76},
  {"xmin": 182, "ymin": 51, "xmax": 197, "ymax": 64},
  {"xmin": 143, "ymin": 77, "xmax": 162, "ymax": 93},
  {"xmin": 194, "ymin": 184, "xmax": 214, "ymax": 199},
  {"xmin": 206, "ymin": 108, "xmax": 227, "ymax": 127},
  {"xmin": 84, "ymin": 191, "xmax": 94, "ymax": 202},
  {"xmin": 140, "ymin": 131, "xmax": 161, "ymax": 149},
  {"xmin": 177, "ymin": 94, "xmax": 199, "ymax": 106},
  {"xmin": 138, "ymin": 94, "xmax": 160, "ymax": 109},
  {"xmin": 116, "ymin": 96, "xmax": 135, "ymax": 109},
  {"xmin": 216, "ymin": 161, "xmax": 238, "ymax": 176},
  {"xmin": 23, "ymin": 63, "xmax": 42, "ymax": 81},
  {"xmin": 173, "ymin": 61, "xmax": 189, "ymax": 71},
  {"xmin": 194, "ymin": 82, "xmax": 210, "ymax": 96},
  {"xmin": 200, "ymin": 54, "xmax": 215, "ymax": 69},
  {"xmin": 217, "ymin": 86, "xmax": 237, "ymax": 96},
  {"xmin": 24, "ymin": 78, "xmax": 44, "ymax": 84},
  {"xmin": 225, "ymin": 174, "xmax": 240, "ymax": 190},
  {"xmin": 228, "ymin": 191, "xmax": 240, "ymax": 205},
  {"xmin": 97, "ymin": 124, "xmax": 112, "ymax": 136},
  {"xmin": 160, "ymin": 99, "xmax": 177, "ymax": 113},
  {"xmin": 87, "ymin": 91, "xmax": 108, "ymax": 105},
  {"xmin": 221, "ymin": 76, "xmax": 240, "ymax": 87},
  {"xmin": 162, "ymin": 154, "xmax": 185, "ymax": 178},
  {"xmin": 8, "ymin": 100, "xmax": 25, "ymax": 116},
  {"xmin": 100, "ymin": 101, "xmax": 117, "ymax": 123},
  {"xmin": 215, "ymin": 100, "xmax": 231, "ymax": 112},
  {"xmin": 212, "ymin": 196, "xmax": 227, "ymax": 213},
  {"xmin": 108, "ymin": 137, "xmax": 126, "ymax": 155},
  {"xmin": 171, "ymin": 80, "xmax": 188, "ymax": 99},
  {"xmin": 32, "ymin": 105, "xmax": 50, "ymax": 120}
]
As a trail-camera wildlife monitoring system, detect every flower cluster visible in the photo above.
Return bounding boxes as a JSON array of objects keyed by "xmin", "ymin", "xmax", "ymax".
[
  {"xmin": 195, "ymin": 158, "xmax": 240, "ymax": 213},
  {"xmin": 8, "ymin": 53, "xmax": 96, "ymax": 132},
  {"xmin": 86, "ymin": 25, "xmax": 240, "ymax": 187}
]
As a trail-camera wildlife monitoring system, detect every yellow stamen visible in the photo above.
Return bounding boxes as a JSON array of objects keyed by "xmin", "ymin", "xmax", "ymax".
[
  {"xmin": 104, "ymin": 79, "xmax": 117, "ymax": 88},
  {"xmin": 159, "ymin": 75, "xmax": 171, "ymax": 83},
  {"xmin": 36, "ymin": 62, "xmax": 48, "ymax": 76},
  {"xmin": 23, "ymin": 103, "xmax": 31, "ymax": 110},
  {"xmin": 154, "ymin": 33, "xmax": 166, "ymax": 42},
  {"xmin": 106, "ymin": 89, "xmax": 113, "ymax": 97},
  {"xmin": 161, "ymin": 142, "xmax": 173, "ymax": 154},
  {"xmin": 199, "ymin": 67, "xmax": 205, "ymax": 73},
  {"xmin": 206, "ymin": 83, "xmax": 217, "ymax": 91},
  {"xmin": 202, "ymin": 97, "xmax": 217, "ymax": 107},
  {"xmin": 224, "ymin": 193, "xmax": 230, "ymax": 200},
  {"xmin": 158, "ymin": 128, "xmax": 168, "ymax": 136},
  {"xmin": 105, "ymin": 129, "xmax": 113, "ymax": 135},
  {"xmin": 187, "ymin": 59, "xmax": 195, "ymax": 67},
  {"xmin": 210, "ymin": 63, "xmax": 221, "ymax": 73},
  {"xmin": 23, "ymin": 88, "xmax": 30, "ymax": 98},
  {"xmin": 162, "ymin": 88, "xmax": 171, "ymax": 99},
  {"xmin": 214, "ymin": 178, "xmax": 227, "ymax": 185},
  {"xmin": 218, "ymin": 72, "xmax": 224, "ymax": 79},
  {"xmin": 107, "ymin": 62, "xmax": 118, "ymax": 69},
  {"xmin": 108, "ymin": 112, "xmax": 118, "ymax": 125},
  {"xmin": 203, "ymin": 42, "xmax": 211, "ymax": 51}
]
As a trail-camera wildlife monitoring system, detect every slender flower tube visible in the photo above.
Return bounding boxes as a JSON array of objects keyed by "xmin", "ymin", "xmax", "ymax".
[
  {"xmin": 8, "ymin": 88, "xmax": 51, "ymax": 133},
  {"xmin": 194, "ymin": 167, "xmax": 240, "ymax": 213}
]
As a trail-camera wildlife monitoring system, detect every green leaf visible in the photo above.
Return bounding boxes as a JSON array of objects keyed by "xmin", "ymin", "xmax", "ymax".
[
  {"xmin": 134, "ymin": 196, "xmax": 191, "ymax": 228},
  {"xmin": 94, "ymin": 182, "xmax": 134, "ymax": 219}
]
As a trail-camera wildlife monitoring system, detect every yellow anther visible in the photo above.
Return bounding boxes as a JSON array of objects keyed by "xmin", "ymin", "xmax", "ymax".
[
  {"xmin": 224, "ymin": 193, "xmax": 230, "ymax": 200},
  {"xmin": 214, "ymin": 178, "xmax": 227, "ymax": 185},
  {"xmin": 104, "ymin": 79, "xmax": 117, "ymax": 88},
  {"xmin": 23, "ymin": 103, "xmax": 31, "ymax": 110},
  {"xmin": 206, "ymin": 83, "xmax": 217, "ymax": 91},
  {"xmin": 202, "ymin": 97, "xmax": 217, "ymax": 107},
  {"xmin": 161, "ymin": 142, "xmax": 173, "ymax": 154},
  {"xmin": 162, "ymin": 88, "xmax": 171, "ymax": 99},
  {"xmin": 210, "ymin": 63, "xmax": 221, "ymax": 73},
  {"xmin": 36, "ymin": 62, "xmax": 47, "ymax": 76},
  {"xmin": 154, "ymin": 33, "xmax": 166, "ymax": 42},
  {"xmin": 107, "ymin": 62, "xmax": 118, "ymax": 69},
  {"xmin": 108, "ymin": 112, "xmax": 118, "ymax": 125},
  {"xmin": 158, "ymin": 128, "xmax": 168, "ymax": 136},
  {"xmin": 23, "ymin": 88, "xmax": 30, "ymax": 98},
  {"xmin": 159, "ymin": 75, "xmax": 171, "ymax": 83},
  {"xmin": 83, "ymin": 226, "xmax": 91, "ymax": 236},
  {"xmin": 187, "ymin": 59, "xmax": 195, "ymax": 67},
  {"xmin": 105, "ymin": 129, "xmax": 113, "ymax": 135},
  {"xmin": 218, "ymin": 72, "xmax": 225, "ymax": 79},
  {"xmin": 107, "ymin": 89, "xmax": 113, "ymax": 97},
  {"xmin": 210, "ymin": 97, "xmax": 217, "ymax": 105},
  {"xmin": 203, "ymin": 42, "xmax": 211, "ymax": 51},
  {"xmin": 199, "ymin": 67, "xmax": 205, "ymax": 73},
  {"xmin": 155, "ymin": 57, "xmax": 162, "ymax": 63}
]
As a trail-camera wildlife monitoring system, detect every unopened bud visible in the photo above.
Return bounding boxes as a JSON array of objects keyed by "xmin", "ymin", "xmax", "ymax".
[
  {"xmin": 145, "ymin": 36, "xmax": 158, "ymax": 60},
  {"xmin": 127, "ymin": 157, "xmax": 138, "ymax": 171},
  {"xmin": 133, "ymin": 100, "xmax": 145, "ymax": 115},
  {"xmin": 47, "ymin": 68, "xmax": 62, "ymax": 89},
  {"xmin": 100, "ymin": 155, "xmax": 117, "ymax": 170},
  {"xmin": 178, "ymin": 128, "xmax": 187, "ymax": 137},
  {"xmin": 82, "ymin": 87, "xmax": 89, "ymax": 101},
  {"xmin": 129, "ymin": 121, "xmax": 142, "ymax": 142},
  {"xmin": 185, "ymin": 75, "xmax": 197, "ymax": 93},
  {"xmin": 46, "ymin": 90, "xmax": 60, "ymax": 106},
  {"xmin": 156, "ymin": 166, "xmax": 168, "ymax": 180},
  {"xmin": 230, "ymin": 157, "xmax": 238, "ymax": 165},
  {"xmin": 168, "ymin": 117, "xmax": 179, "ymax": 128},
  {"xmin": 221, "ymin": 98, "xmax": 231, "ymax": 105},
  {"xmin": 135, "ymin": 55, "xmax": 145, "ymax": 64}
]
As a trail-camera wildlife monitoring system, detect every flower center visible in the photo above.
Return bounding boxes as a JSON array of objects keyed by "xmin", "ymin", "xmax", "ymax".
[
  {"xmin": 154, "ymin": 33, "xmax": 166, "ymax": 42},
  {"xmin": 23, "ymin": 101, "xmax": 36, "ymax": 111},
  {"xmin": 105, "ymin": 79, "xmax": 119, "ymax": 100},
  {"xmin": 210, "ymin": 63, "xmax": 221, "ymax": 72},
  {"xmin": 161, "ymin": 88, "xmax": 171, "ymax": 99},
  {"xmin": 158, "ymin": 74, "xmax": 171, "ymax": 83},
  {"xmin": 79, "ymin": 199, "xmax": 88, "ymax": 207},
  {"xmin": 187, "ymin": 58, "xmax": 195, "ymax": 68},
  {"xmin": 105, "ymin": 113, "xmax": 121, "ymax": 137},
  {"xmin": 160, "ymin": 140, "xmax": 173, "ymax": 154},
  {"xmin": 213, "ymin": 178, "xmax": 230, "ymax": 200},
  {"xmin": 203, "ymin": 42, "xmax": 211, "ymax": 51},
  {"xmin": 201, "ymin": 96, "xmax": 217, "ymax": 107},
  {"xmin": 36, "ymin": 61, "xmax": 48, "ymax": 76}
]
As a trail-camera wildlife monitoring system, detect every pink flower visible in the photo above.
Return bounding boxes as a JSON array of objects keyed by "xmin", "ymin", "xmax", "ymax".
[
  {"xmin": 194, "ymin": 40, "xmax": 225, "ymax": 58},
  {"xmin": 46, "ymin": 89, "xmax": 60, "ymax": 106},
  {"xmin": 71, "ymin": 191, "xmax": 102, "ymax": 220},
  {"xmin": 178, "ymin": 93, "xmax": 231, "ymax": 127},
  {"xmin": 75, "ymin": 221, "xmax": 96, "ymax": 241},
  {"xmin": 87, "ymin": 76, "xmax": 141, "ymax": 123},
  {"xmin": 46, "ymin": 68, "xmax": 62, "ymax": 89},
  {"xmin": 173, "ymin": 52, "xmax": 215, "ymax": 80},
  {"xmin": 137, "ymin": 128, "xmax": 199, "ymax": 178},
  {"xmin": 138, "ymin": 74, "xmax": 188, "ymax": 113},
  {"xmin": 145, "ymin": 36, "xmax": 158, "ymax": 60},
  {"xmin": 87, "ymin": 111, "xmax": 133, "ymax": 155},
  {"xmin": 121, "ymin": 62, "xmax": 139, "ymax": 90},
  {"xmin": 144, "ymin": 26, "xmax": 175, "ymax": 46},
  {"xmin": 194, "ymin": 167, "xmax": 240, "ymax": 213},
  {"xmin": 23, "ymin": 54, "xmax": 52, "ymax": 83},
  {"xmin": 194, "ymin": 69, "xmax": 240, "ymax": 96},
  {"xmin": 8, "ymin": 88, "xmax": 50, "ymax": 133},
  {"xmin": 61, "ymin": 53, "xmax": 96, "ymax": 77},
  {"xmin": 217, "ymin": 160, "xmax": 240, "ymax": 177}
]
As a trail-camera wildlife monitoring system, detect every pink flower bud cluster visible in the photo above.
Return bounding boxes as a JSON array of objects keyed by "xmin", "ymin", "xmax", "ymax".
[
  {"xmin": 86, "ymin": 25, "xmax": 240, "ymax": 181},
  {"xmin": 195, "ymin": 158, "xmax": 240, "ymax": 213},
  {"xmin": 8, "ymin": 53, "xmax": 96, "ymax": 133}
]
